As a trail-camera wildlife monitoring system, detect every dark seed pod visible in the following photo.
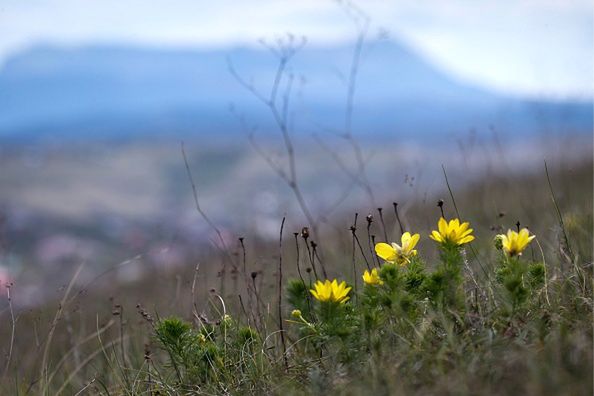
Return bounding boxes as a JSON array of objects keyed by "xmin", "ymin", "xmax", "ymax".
[{"xmin": 301, "ymin": 227, "xmax": 310, "ymax": 239}]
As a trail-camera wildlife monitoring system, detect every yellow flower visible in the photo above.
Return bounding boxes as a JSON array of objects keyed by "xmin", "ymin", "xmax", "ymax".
[
  {"xmin": 310, "ymin": 279, "xmax": 351, "ymax": 304},
  {"xmin": 375, "ymin": 232, "xmax": 420, "ymax": 265},
  {"xmin": 430, "ymin": 217, "xmax": 474, "ymax": 246},
  {"xmin": 362, "ymin": 268, "xmax": 383, "ymax": 285},
  {"xmin": 498, "ymin": 228, "xmax": 535, "ymax": 256}
]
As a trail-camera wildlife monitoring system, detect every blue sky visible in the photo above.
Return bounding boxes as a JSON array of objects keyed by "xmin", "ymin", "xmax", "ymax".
[{"xmin": 0, "ymin": 0, "xmax": 592, "ymax": 100}]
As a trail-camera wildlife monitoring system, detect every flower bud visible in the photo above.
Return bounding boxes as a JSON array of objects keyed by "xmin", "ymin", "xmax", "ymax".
[
  {"xmin": 494, "ymin": 234, "xmax": 504, "ymax": 250},
  {"xmin": 222, "ymin": 314, "xmax": 233, "ymax": 327}
]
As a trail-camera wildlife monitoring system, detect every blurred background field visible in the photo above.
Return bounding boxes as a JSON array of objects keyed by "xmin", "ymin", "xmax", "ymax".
[{"xmin": 0, "ymin": 1, "xmax": 592, "ymax": 306}]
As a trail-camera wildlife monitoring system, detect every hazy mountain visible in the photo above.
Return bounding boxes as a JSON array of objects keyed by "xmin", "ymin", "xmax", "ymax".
[{"xmin": 0, "ymin": 40, "xmax": 591, "ymax": 141}]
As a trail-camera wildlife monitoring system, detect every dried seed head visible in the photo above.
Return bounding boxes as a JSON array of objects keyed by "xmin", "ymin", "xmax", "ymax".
[
  {"xmin": 144, "ymin": 344, "xmax": 151, "ymax": 360},
  {"xmin": 366, "ymin": 214, "xmax": 373, "ymax": 223},
  {"xmin": 251, "ymin": 271, "xmax": 258, "ymax": 279},
  {"xmin": 301, "ymin": 227, "xmax": 310, "ymax": 239},
  {"xmin": 437, "ymin": 199, "xmax": 444, "ymax": 208},
  {"xmin": 306, "ymin": 267, "xmax": 312, "ymax": 273}
]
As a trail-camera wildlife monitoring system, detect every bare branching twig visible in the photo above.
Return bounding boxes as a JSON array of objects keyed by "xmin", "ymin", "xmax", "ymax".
[
  {"xmin": 229, "ymin": 36, "xmax": 319, "ymax": 238},
  {"xmin": 181, "ymin": 142, "xmax": 235, "ymax": 267}
]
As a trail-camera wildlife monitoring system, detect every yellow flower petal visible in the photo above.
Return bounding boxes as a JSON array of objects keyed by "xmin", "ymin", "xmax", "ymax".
[
  {"xmin": 401, "ymin": 232, "xmax": 412, "ymax": 244},
  {"xmin": 400, "ymin": 232, "xmax": 419, "ymax": 253},
  {"xmin": 407, "ymin": 233, "xmax": 420, "ymax": 249},
  {"xmin": 449, "ymin": 218, "xmax": 460, "ymax": 229},
  {"xmin": 438, "ymin": 217, "xmax": 448, "ymax": 236},
  {"xmin": 375, "ymin": 242, "xmax": 397, "ymax": 262},
  {"xmin": 430, "ymin": 230, "xmax": 443, "ymax": 242},
  {"xmin": 458, "ymin": 222, "xmax": 470, "ymax": 234},
  {"xmin": 458, "ymin": 235, "xmax": 475, "ymax": 244}
]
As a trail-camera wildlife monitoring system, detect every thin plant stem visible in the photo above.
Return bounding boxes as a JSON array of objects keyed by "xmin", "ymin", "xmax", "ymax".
[
  {"xmin": 544, "ymin": 160, "xmax": 573, "ymax": 259},
  {"xmin": 277, "ymin": 216, "xmax": 288, "ymax": 371}
]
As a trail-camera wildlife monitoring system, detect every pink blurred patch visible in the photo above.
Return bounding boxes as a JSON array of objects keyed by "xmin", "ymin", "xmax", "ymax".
[
  {"xmin": 0, "ymin": 266, "xmax": 12, "ymax": 288},
  {"xmin": 35, "ymin": 234, "xmax": 96, "ymax": 265}
]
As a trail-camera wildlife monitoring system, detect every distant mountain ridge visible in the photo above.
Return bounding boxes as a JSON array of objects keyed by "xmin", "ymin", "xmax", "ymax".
[{"xmin": 0, "ymin": 40, "xmax": 591, "ymax": 141}]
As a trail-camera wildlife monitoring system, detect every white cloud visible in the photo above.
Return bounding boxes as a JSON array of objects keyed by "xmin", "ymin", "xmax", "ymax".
[{"xmin": 0, "ymin": 0, "xmax": 591, "ymax": 98}]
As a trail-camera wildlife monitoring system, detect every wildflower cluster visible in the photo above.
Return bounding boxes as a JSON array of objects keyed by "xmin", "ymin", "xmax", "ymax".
[
  {"xmin": 288, "ymin": 216, "xmax": 541, "ymax": 361},
  {"xmin": 149, "ymin": 216, "xmax": 549, "ymax": 394}
]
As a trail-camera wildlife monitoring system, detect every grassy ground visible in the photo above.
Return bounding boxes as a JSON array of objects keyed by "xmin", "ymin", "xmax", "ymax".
[{"xmin": 0, "ymin": 158, "xmax": 592, "ymax": 395}]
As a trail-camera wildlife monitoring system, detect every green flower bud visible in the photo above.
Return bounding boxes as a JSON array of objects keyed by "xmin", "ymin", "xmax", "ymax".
[{"xmin": 494, "ymin": 234, "xmax": 504, "ymax": 250}]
